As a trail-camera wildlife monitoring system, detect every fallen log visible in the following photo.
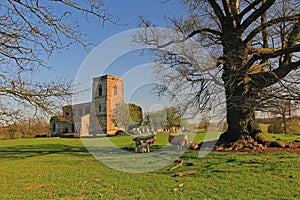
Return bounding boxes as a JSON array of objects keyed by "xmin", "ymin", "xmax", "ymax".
[
  {"xmin": 172, "ymin": 170, "xmax": 198, "ymax": 177},
  {"xmin": 169, "ymin": 160, "xmax": 184, "ymax": 171}
]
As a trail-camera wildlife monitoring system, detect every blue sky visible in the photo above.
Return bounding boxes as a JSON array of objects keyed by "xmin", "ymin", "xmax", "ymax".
[
  {"xmin": 39, "ymin": 0, "xmax": 186, "ymax": 111},
  {"xmin": 41, "ymin": 0, "xmax": 186, "ymax": 80}
]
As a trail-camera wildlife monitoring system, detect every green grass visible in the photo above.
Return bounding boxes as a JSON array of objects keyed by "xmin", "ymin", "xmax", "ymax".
[
  {"xmin": 0, "ymin": 136, "xmax": 299, "ymax": 200},
  {"xmin": 265, "ymin": 133, "xmax": 300, "ymax": 143}
]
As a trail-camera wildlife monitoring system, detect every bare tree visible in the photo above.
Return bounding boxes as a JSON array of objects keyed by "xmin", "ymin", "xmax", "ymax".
[
  {"xmin": 0, "ymin": 0, "xmax": 114, "ymax": 125},
  {"xmin": 137, "ymin": 0, "xmax": 300, "ymax": 149},
  {"xmin": 164, "ymin": 106, "xmax": 181, "ymax": 132},
  {"xmin": 259, "ymin": 97, "xmax": 298, "ymax": 134},
  {"xmin": 257, "ymin": 0, "xmax": 300, "ymax": 134}
]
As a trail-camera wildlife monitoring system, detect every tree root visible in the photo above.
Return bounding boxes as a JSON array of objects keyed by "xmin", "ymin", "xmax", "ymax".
[
  {"xmin": 215, "ymin": 132, "xmax": 265, "ymax": 152},
  {"xmin": 214, "ymin": 132, "xmax": 292, "ymax": 152}
]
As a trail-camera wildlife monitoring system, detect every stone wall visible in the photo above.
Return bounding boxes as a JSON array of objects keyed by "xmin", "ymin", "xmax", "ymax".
[{"xmin": 92, "ymin": 75, "xmax": 124, "ymax": 134}]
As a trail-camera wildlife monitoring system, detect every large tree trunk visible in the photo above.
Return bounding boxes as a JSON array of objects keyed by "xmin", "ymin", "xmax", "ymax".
[
  {"xmin": 216, "ymin": 33, "xmax": 266, "ymax": 151},
  {"xmin": 223, "ymin": 103, "xmax": 257, "ymax": 142},
  {"xmin": 216, "ymin": 81, "xmax": 266, "ymax": 151},
  {"xmin": 220, "ymin": 86, "xmax": 259, "ymax": 139}
]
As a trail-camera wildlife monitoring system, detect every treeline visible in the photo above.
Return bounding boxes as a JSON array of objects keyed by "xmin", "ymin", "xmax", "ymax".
[
  {"xmin": 0, "ymin": 120, "xmax": 49, "ymax": 140},
  {"xmin": 257, "ymin": 116, "xmax": 300, "ymax": 135},
  {"xmin": 143, "ymin": 106, "xmax": 185, "ymax": 132},
  {"xmin": 257, "ymin": 116, "xmax": 300, "ymax": 124},
  {"xmin": 113, "ymin": 103, "xmax": 185, "ymax": 133}
]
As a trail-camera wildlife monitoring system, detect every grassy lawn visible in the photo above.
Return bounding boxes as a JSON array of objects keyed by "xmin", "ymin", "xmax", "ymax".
[
  {"xmin": 265, "ymin": 133, "xmax": 300, "ymax": 143},
  {"xmin": 0, "ymin": 135, "xmax": 299, "ymax": 200}
]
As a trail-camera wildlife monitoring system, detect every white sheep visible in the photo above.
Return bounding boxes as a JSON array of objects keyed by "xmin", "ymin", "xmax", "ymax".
[
  {"xmin": 135, "ymin": 141, "xmax": 150, "ymax": 153},
  {"xmin": 133, "ymin": 132, "xmax": 156, "ymax": 153},
  {"xmin": 168, "ymin": 133, "xmax": 188, "ymax": 149}
]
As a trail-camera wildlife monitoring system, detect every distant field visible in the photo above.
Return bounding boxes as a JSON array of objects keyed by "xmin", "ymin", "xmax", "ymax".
[
  {"xmin": 259, "ymin": 122, "xmax": 300, "ymax": 135},
  {"xmin": 265, "ymin": 133, "xmax": 300, "ymax": 143},
  {"xmin": 0, "ymin": 134, "xmax": 299, "ymax": 199}
]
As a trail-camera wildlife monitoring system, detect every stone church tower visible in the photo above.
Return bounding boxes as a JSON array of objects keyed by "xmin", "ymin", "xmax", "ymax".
[{"xmin": 92, "ymin": 75, "xmax": 124, "ymax": 134}]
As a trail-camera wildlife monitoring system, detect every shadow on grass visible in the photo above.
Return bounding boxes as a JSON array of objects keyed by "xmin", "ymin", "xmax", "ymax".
[
  {"xmin": 120, "ymin": 144, "xmax": 166, "ymax": 153},
  {"xmin": 0, "ymin": 142, "xmax": 174, "ymax": 161},
  {"xmin": 0, "ymin": 143, "xmax": 89, "ymax": 160}
]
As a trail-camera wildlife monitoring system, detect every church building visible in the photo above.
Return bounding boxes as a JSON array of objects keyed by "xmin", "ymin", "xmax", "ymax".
[{"xmin": 49, "ymin": 75, "xmax": 124, "ymax": 136}]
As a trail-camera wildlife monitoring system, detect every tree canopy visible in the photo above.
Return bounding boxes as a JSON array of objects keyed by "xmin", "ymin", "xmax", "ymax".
[{"xmin": 137, "ymin": 0, "xmax": 300, "ymax": 149}]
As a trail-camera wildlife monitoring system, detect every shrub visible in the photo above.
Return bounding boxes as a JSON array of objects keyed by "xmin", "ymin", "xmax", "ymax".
[
  {"xmin": 268, "ymin": 123, "xmax": 283, "ymax": 134},
  {"xmin": 286, "ymin": 122, "xmax": 300, "ymax": 134},
  {"xmin": 267, "ymin": 121, "xmax": 300, "ymax": 134},
  {"xmin": 114, "ymin": 130, "xmax": 127, "ymax": 136}
]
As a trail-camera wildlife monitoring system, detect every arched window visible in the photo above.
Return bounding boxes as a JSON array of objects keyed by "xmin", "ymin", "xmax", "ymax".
[
  {"xmin": 99, "ymin": 105, "xmax": 102, "ymax": 112},
  {"xmin": 98, "ymin": 85, "xmax": 102, "ymax": 96},
  {"xmin": 114, "ymin": 85, "xmax": 118, "ymax": 96}
]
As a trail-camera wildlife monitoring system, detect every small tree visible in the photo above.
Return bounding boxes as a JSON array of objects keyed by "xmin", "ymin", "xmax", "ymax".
[
  {"xmin": 164, "ymin": 106, "xmax": 181, "ymax": 132},
  {"xmin": 143, "ymin": 112, "xmax": 151, "ymax": 127},
  {"xmin": 128, "ymin": 103, "xmax": 143, "ymax": 127},
  {"xmin": 267, "ymin": 120, "xmax": 283, "ymax": 134},
  {"xmin": 113, "ymin": 103, "xmax": 143, "ymax": 131},
  {"xmin": 259, "ymin": 98, "xmax": 298, "ymax": 134}
]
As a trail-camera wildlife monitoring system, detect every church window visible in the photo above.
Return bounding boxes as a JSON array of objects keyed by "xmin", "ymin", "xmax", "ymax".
[
  {"xmin": 114, "ymin": 85, "xmax": 118, "ymax": 96},
  {"xmin": 98, "ymin": 85, "xmax": 102, "ymax": 96}
]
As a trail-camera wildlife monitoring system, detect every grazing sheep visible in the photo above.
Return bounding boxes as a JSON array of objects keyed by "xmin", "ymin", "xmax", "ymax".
[
  {"xmin": 168, "ymin": 133, "xmax": 188, "ymax": 149},
  {"xmin": 135, "ymin": 141, "xmax": 149, "ymax": 153},
  {"xmin": 133, "ymin": 132, "xmax": 156, "ymax": 153}
]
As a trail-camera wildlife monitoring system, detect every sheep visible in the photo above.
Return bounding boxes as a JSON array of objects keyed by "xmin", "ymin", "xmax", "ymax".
[
  {"xmin": 168, "ymin": 133, "xmax": 188, "ymax": 149},
  {"xmin": 133, "ymin": 132, "xmax": 156, "ymax": 153},
  {"xmin": 135, "ymin": 141, "xmax": 150, "ymax": 153}
]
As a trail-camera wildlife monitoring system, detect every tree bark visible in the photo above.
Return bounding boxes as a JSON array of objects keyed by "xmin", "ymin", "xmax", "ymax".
[
  {"xmin": 217, "ymin": 82, "xmax": 261, "ymax": 145},
  {"xmin": 215, "ymin": 76, "xmax": 268, "ymax": 151},
  {"xmin": 217, "ymin": 33, "xmax": 264, "ymax": 148},
  {"xmin": 282, "ymin": 113, "xmax": 287, "ymax": 134}
]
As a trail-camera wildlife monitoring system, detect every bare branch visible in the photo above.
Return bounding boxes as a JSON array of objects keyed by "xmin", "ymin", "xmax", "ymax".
[
  {"xmin": 245, "ymin": 14, "xmax": 300, "ymax": 44},
  {"xmin": 207, "ymin": 0, "xmax": 226, "ymax": 25},
  {"xmin": 239, "ymin": 0, "xmax": 276, "ymax": 33},
  {"xmin": 249, "ymin": 44, "xmax": 300, "ymax": 59},
  {"xmin": 0, "ymin": 0, "xmax": 114, "ymax": 121},
  {"xmin": 239, "ymin": 0, "xmax": 261, "ymax": 20},
  {"xmin": 253, "ymin": 60, "xmax": 300, "ymax": 89}
]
